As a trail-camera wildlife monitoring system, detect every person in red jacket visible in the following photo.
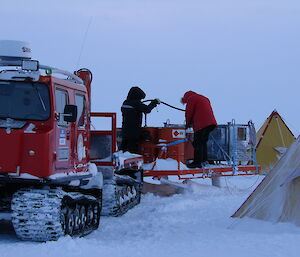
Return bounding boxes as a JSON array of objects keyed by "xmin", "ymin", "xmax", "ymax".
[{"xmin": 181, "ymin": 91, "xmax": 217, "ymax": 168}]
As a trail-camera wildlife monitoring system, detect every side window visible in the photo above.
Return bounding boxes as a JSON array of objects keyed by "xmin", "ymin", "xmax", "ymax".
[
  {"xmin": 237, "ymin": 127, "xmax": 247, "ymax": 141},
  {"xmin": 75, "ymin": 94, "xmax": 86, "ymax": 128},
  {"xmin": 55, "ymin": 89, "xmax": 68, "ymax": 127}
]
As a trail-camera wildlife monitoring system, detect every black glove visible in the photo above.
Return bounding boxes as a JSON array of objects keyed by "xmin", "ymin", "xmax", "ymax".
[
  {"xmin": 151, "ymin": 100, "xmax": 158, "ymax": 107},
  {"xmin": 153, "ymin": 98, "xmax": 161, "ymax": 105}
]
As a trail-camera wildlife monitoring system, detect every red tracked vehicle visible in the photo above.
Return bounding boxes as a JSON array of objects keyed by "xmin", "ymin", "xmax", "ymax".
[{"xmin": 0, "ymin": 40, "xmax": 143, "ymax": 241}]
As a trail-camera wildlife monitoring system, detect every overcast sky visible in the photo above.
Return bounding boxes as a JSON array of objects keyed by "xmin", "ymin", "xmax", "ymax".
[{"xmin": 1, "ymin": 0, "xmax": 300, "ymax": 134}]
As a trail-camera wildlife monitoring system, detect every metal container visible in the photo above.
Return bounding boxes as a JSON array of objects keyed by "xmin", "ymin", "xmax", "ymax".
[
  {"xmin": 158, "ymin": 125, "xmax": 186, "ymax": 163},
  {"xmin": 207, "ymin": 121, "xmax": 256, "ymax": 164},
  {"xmin": 207, "ymin": 125, "xmax": 229, "ymax": 161}
]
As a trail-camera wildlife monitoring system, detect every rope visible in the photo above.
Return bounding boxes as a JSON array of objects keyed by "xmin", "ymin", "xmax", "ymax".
[
  {"xmin": 161, "ymin": 101, "xmax": 185, "ymax": 112},
  {"xmin": 144, "ymin": 114, "xmax": 147, "ymax": 127},
  {"xmin": 143, "ymin": 99, "xmax": 185, "ymax": 112},
  {"xmin": 224, "ymin": 174, "xmax": 261, "ymax": 193},
  {"xmin": 209, "ymin": 134, "xmax": 233, "ymax": 164}
]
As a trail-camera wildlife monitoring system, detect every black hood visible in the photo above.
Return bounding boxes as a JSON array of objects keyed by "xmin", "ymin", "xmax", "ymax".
[{"xmin": 126, "ymin": 87, "xmax": 146, "ymax": 100}]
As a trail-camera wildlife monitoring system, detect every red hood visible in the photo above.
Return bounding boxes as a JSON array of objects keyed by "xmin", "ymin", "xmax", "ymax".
[{"xmin": 182, "ymin": 91, "xmax": 197, "ymax": 103}]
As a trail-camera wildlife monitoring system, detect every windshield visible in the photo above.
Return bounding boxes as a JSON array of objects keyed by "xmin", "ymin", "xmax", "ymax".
[{"xmin": 0, "ymin": 81, "xmax": 50, "ymax": 121}]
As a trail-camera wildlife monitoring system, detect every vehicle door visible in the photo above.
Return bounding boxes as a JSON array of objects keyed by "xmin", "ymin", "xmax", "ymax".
[
  {"xmin": 54, "ymin": 87, "xmax": 71, "ymax": 171},
  {"xmin": 74, "ymin": 93, "xmax": 88, "ymax": 172}
]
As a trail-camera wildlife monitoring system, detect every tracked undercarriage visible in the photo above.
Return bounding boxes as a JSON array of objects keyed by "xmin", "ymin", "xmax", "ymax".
[
  {"xmin": 102, "ymin": 175, "xmax": 142, "ymax": 216},
  {"xmin": 11, "ymin": 188, "xmax": 101, "ymax": 241},
  {"xmin": 101, "ymin": 172, "xmax": 143, "ymax": 216}
]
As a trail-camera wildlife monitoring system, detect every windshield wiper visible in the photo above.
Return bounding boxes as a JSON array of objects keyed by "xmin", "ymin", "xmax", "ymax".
[
  {"xmin": 0, "ymin": 118, "xmax": 26, "ymax": 130},
  {"xmin": 31, "ymin": 83, "xmax": 46, "ymax": 111}
]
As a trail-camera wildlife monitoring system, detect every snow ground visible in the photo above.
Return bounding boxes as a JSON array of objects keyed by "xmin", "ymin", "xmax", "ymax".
[{"xmin": 1, "ymin": 175, "xmax": 300, "ymax": 257}]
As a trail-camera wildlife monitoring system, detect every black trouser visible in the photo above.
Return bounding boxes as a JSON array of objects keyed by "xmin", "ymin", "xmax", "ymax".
[
  {"xmin": 120, "ymin": 137, "xmax": 139, "ymax": 154},
  {"xmin": 193, "ymin": 125, "xmax": 216, "ymax": 164}
]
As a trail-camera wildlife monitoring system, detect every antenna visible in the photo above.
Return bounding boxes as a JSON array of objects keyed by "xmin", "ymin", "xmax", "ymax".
[{"xmin": 76, "ymin": 16, "xmax": 93, "ymax": 69}]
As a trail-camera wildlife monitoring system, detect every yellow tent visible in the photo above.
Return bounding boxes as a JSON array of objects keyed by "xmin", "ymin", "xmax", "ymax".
[{"xmin": 256, "ymin": 110, "xmax": 295, "ymax": 172}]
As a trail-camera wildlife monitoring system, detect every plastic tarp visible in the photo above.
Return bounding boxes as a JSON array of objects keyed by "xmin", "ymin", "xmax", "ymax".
[{"xmin": 233, "ymin": 136, "xmax": 300, "ymax": 226}]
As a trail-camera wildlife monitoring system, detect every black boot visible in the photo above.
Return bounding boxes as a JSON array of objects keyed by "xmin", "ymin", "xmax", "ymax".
[
  {"xmin": 187, "ymin": 148, "xmax": 203, "ymax": 168},
  {"xmin": 186, "ymin": 161, "xmax": 203, "ymax": 168}
]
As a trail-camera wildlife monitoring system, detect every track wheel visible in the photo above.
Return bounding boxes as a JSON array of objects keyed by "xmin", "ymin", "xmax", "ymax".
[
  {"xmin": 87, "ymin": 204, "xmax": 94, "ymax": 226},
  {"xmin": 73, "ymin": 205, "xmax": 80, "ymax": 231},
  {"xmin": 60, "ymin": 205, "xmax": 68, "ymax": 234},
  {"xmin": 79, "ymin": 205, "xmax": 86, "ymax": 230},
  {"xmin": 92, "ymin": 202, "xmax": 100, "ymax": 227},
  {"xmin": 65, "ymin": 207, "xmax": 75, "ymax": 235},
  {"xmin": 117, "ymin": 191, "xmax": 123, "ymax": 206},
  {"xmin": 127, "ymin": 186, "xmax": 132, "ymax": 200},
  {"xmin": 131, "ymin": 186, "xmax": 137, "ymax": 198}
]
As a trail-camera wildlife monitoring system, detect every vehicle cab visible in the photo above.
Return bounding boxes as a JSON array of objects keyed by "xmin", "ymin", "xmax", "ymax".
[{"xmin": 0, "ymin": 40, "xmax": 92, "ymax": 180}]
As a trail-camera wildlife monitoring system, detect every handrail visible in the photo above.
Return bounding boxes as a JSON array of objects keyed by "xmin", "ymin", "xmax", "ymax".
[
  {"xmin": 0, "ymin": 61, "xmax": 83, "ymax": 84},
  {"xmin": 39, "ymin": 65, "xmax": 83, "ymax": 84}
]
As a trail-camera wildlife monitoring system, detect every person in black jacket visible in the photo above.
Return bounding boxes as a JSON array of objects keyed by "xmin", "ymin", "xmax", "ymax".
[{"xmin": 120, "ymin": 87, "xmax": 159, "ymax": 153}]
